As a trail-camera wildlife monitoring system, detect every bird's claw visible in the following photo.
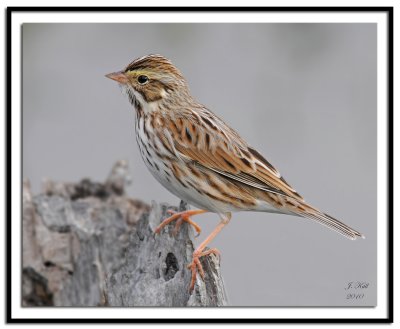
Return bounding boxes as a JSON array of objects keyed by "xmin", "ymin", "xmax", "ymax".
[
  {"xmin": 187, "ymin": 248, "xmax": 220, "ymax": 292},
  {"xmin": 154, "ymin": 209, "xmax": 202, "ymax": 236}
]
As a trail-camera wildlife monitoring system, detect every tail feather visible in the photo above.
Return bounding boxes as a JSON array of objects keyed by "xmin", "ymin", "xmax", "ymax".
[{"xmin": 295, "ymin": 206, "xmax": 364, "ymax": 240}]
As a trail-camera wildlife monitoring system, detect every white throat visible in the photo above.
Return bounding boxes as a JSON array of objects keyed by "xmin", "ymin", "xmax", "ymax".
[{"xmin": 124, "ymin": 85, "xmax": 163, "ymax": 115}]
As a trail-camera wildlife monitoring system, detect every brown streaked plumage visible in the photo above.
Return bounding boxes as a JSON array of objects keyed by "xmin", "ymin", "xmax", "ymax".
[{"xmin": 106, "ymin": 54, "xmax": 364, "ymax": 292}]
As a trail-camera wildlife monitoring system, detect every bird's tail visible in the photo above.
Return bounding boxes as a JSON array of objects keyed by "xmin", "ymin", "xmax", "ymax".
[{"xmin": 294, "ymin": 203, "xmax": 364, "ymax": 240}]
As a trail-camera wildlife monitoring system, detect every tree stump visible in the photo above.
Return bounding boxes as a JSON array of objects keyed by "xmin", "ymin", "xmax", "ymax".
[{"xmin": 22, "ymin": 161, "xmax": 228, "ymax": 307}]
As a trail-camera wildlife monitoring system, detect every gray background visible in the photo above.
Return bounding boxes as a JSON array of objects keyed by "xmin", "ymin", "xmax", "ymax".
[{"xmin": 22, "ymin": 23, "xmax": 377, "ymax": 306}]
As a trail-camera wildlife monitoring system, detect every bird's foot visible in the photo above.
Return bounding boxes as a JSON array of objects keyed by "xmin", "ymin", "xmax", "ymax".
[
  {"xmin": 188, "ymin": 248, "xmax": 220, "ymax": 292},
  {"xmin": 154, "ymin": 209, "xmax": 206, "ymax": 236}
]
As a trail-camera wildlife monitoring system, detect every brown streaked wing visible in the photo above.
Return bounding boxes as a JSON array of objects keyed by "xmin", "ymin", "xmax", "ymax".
[{"xmin": 170, "ymin": 111, "xmax": 304, "ymax": 201}]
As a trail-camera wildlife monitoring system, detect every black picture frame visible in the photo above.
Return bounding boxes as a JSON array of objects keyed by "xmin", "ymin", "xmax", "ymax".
[{"xmin": 6, "ymin": 6, "xmax": 393, "ymax": 324}]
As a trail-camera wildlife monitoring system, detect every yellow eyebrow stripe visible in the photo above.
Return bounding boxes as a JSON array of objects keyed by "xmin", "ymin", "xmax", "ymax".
[{"xmin": 126, "ymin": 69, "xmax": 153, "ymax": 77}]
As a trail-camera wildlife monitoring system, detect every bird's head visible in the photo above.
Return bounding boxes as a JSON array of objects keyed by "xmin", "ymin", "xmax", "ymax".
[{"xmin": 106, "ymin": 54, "xmax": 189, "ymax": 108}]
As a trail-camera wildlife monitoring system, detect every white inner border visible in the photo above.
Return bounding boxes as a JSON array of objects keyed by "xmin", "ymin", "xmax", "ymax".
[{"xmin": 11, "ymin": 11, "xmax": 389, "ymax": 320}]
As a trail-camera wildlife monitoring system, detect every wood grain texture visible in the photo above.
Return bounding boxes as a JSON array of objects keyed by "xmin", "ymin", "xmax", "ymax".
[{"xmin": 22, "ymin": 161, "xmax": 228, "ymax": 307}]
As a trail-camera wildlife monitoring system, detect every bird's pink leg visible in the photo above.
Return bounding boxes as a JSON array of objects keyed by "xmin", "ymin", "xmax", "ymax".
[
  {"xmin": 187, "ymin": 213, "xmax": 231, "ymax": 292},
  {"xmin": 154, "ymin": 209, "xmax": 207, "ymax": 235}
]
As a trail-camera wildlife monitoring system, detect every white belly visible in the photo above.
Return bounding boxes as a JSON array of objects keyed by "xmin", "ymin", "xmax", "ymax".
[{"xmin": 134, "ymin": 113, "xmax": 287, "ymax": 214}]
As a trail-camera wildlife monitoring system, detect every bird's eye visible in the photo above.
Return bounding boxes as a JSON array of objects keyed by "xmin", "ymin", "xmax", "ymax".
[{"xmin": 137, "ymin": 75, "xmax": 149, "ymax": 85}]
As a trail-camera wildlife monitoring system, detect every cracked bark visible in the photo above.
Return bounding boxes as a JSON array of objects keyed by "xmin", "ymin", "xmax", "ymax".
[{"xmin": 22, "ymin": 161, "xmax": 228, "ymax": 307}]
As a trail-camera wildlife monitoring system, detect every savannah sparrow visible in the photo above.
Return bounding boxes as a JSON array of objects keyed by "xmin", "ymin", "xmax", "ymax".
[{"xmin": 106, "ymin": 54, "xmax": 363, "ymax": 291}]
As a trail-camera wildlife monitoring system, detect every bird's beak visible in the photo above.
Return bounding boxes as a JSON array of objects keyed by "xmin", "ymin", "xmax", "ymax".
[{"xmin": 105, "ymin": 71, "xmax": 129, "ymax": 84}]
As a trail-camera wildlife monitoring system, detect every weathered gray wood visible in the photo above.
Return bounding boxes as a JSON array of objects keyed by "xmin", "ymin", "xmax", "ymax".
[{"xmin": 22, "ymin": 161, "xmax": 228, "ymax": 307}]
